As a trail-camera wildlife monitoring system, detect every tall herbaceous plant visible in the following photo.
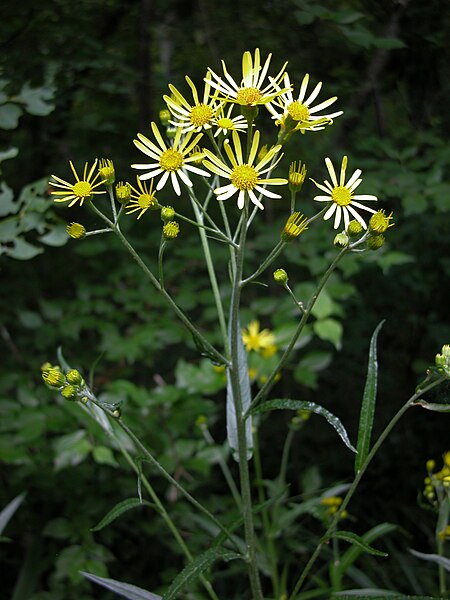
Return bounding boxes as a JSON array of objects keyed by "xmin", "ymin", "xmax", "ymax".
[{"xmin": 42, "ymin": 50, "xmax": 449, "ymax": 599}]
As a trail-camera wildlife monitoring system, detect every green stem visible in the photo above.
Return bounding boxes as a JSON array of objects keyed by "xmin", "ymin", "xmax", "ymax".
[
  {"xmin": 87, "ymin": 201, "xmax": 228, "ymax": 367},
  {"xmin": 228, "ymin": 202, "xmax": 264, "ymax": 600},
  {"xmin": 242, "ymin": 240, "xmax": 286, "ymax": 287},
  {"xmin": 247, "ymin": 247, "xmax": 349, "ymax": 416},
  {"xmin": 158, "ymin": 238, "xmax": 166, "ymax": 288},
  {"xmin": 288, "ymin": 376, "xmax": 446, "ymax": 599}
]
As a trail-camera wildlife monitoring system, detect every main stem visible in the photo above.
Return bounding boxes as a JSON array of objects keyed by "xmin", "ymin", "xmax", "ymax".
[{"xmin": 229, "ymin": 203, "xmax": 264, "ymax": 600}]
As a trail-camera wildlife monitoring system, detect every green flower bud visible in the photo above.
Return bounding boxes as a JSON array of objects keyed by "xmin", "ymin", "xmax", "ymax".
[
  {"xmin": 367, "ymin": 234, "xmax": 385, "ymax": 250},
  {"xmin": 163, "ymin": 221, "xmax": 180, "ymax": 240},
  {"xmin": 66, "ymin": 369, "xmax": 83, "ymax": 386},
  {"xmin": 369, "ymin": 210, "xmax": 394, "ymax": 235},
  {"xmin": 61, "ymin": 384, "xmax": 77, "ymax": 400},
  {"xmin": 334, "ymin": 232, "xmax": 349, "ymax": 248},
  {"xmin": 66, "ymin": 222, "xmax": 86, "ymax": 240},
  {"xmin": 161, "ymin": 206, "xmax": 176, "ymax": 223},
  {"xmin": 115, "ymin": 182, "xmax": 131, "ymax": 205},
  {"xmin": 98, "ymin": 159, "xmax": 115, "ymax": 185},
  {"xmin": 273, "ymin": 268, "xmax": 288, "ymax": 285},
  {"xmin": 346, "ymin": 220, "xmax": 363, "ymax": 238},
  {"xmin": 42, "ymin": 367, "xmax": 65, "ymax": 388},
  {"xmin": 159, "ymin": 109, "xmax": 171, "ymax": 126}
]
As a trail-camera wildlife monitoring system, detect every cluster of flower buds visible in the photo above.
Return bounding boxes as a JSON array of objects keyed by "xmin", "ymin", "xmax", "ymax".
[
  {"xmin": 41, "ymin": 363, "xmax": 85, "ymax": 401},
  {"xmin": 423, "ymin": 452, "xmax": 450, "ymax": 518},
  {"xmin": 320, "ymin": 495, "xmax": 348, "ymax": 520}
]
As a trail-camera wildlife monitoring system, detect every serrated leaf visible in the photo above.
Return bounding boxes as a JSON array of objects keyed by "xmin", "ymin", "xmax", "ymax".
[
  {"xmin": 329, "ymin": 530, "xmax": 387, "ymax": 557},
  {"xmin": 162, "ymin": 547, "xmax": 241, "ymax": 600},
  {"xmin": 412, "ymin": 400, "xmax": 450, "ymax": 413},
  {"xmin": 355, "ymin": 321, "xmax": 384, "ymax": 474},
  {"xmin": 226, "ymin": 321, "xmax": 252, "ymax": 462},
  {"xmin": 81, "ymin": 571, "xmax": 161, "ymax": 600},
  {"xmin": 251, "ymin": 399, "xmax": 356, "ymax": 453},
  {"xmin": 0, "ymin": 492, "xmax": 26, "ymax": 536},
  {"xmin": 91, "ymin": 498, "xmax": 154, "ymax": 532},
  {"xmin": 409, "ymin": 548, "xmax": 450, "ymax": 573}
]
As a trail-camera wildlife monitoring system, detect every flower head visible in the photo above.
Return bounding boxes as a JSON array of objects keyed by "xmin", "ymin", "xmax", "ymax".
[
  {"xmin": 242, "ymin": 320, "xmax": 276, "ymax": 353},
  {"xmin": 369, "ymin": 209, "xmax": 394, "ymax": 235},
  {"xmin": 116, "ymin": 182, "xmax": 132, "ymax": 205},
  {"xmin": 281, "ymin": 212, "xmax": 308, "ymax": 241},
  {"xmin": 311, "ymin": 156, "xmax": 377, "ymax": 229},
  {"xmin": 267, "ymin": 73, "xmax": 343, "ymax": 134},
  {"xmin": 212, "ymin": 105, "xmax": 248, "ymax": 137},
  {"xmin": 49, "ymin": 160, "xmax": 106, "ymax": 207},
  {"xmin": 207, "ymin": 48, "xmax": 288, "ymax": 107},
  {"xmin": 288, "ymin": 161, "xmax": 307, "ymax": 192},
  {"xmin": 125, "ymin": 177, "xmax": 158, "ymax": 219},
  {"xmin": 42, "ymin": 367, "xmax": 65, "ymax": 388},
  {"xmin": 203, "ymin": 130, "xmax": 287, "ymax": 210},
  {"xmin": 163, "ymin": 221, "xmax": 180, "ymax": 240},
  {"xmin": 132, "ymin": 122, "xmax": 210, "ymax": 196},
  {"xmin": 164, "ymin": 73, "xmax": 222, "ymax": 133},
  {"xmin": 98, "ymin": 158, "xmax": 115, "ymax": 185},
  {"xmin": 66, "ymin": 222, "xmax": 86, "ymax": 239}
]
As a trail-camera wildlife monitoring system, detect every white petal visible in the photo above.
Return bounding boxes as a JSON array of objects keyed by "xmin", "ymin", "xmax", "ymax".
[
  {"xmin": 171, "ymin": 172, "xmax": 182, "ymax": 196},
  {"xmin": 325, "ymin": 158, "xmax": 338, "ymax": 187},
  {"xmin": 156, "ymin": 170, "xmax": 170, "ymax": 191},
  {"xmin": 254, "ymin": 185, "xmax": 281, "ymax": 199},
  {"xmin": 139, "ymin": 169, "xmax": 163, "ymax": 180},
  {"xmin": 248, "ymin": 189, "xmax": 264, "ymax": 209},
  {"xmin": 333, "ymin": 205, "xmax": 342, "ymax": 229},
  {"xmin": 352, "ymin": 194, "xmax": 377, "ymax": 201},
  {"xmin": 346, "ymin": 169, "xmax": 362, "ymax": 189},
  {"xmin": 323, "ymin": 203, "xmax": 337, "ymax": 221}
]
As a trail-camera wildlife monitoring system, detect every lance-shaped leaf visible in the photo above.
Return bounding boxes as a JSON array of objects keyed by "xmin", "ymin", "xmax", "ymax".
[
  {"xmin": 411, "ymin": 400, "xmax": 450, "ymax": 413},
  {"xmin": 0, "ymin": 492, "xmax": 26, "ymax": 536},
  {"xmin": 226, "ymin": 321, "xmax": 253, "ymax": 462},
  {"xmin": 409, "ymin": 548, "xmax": 450, "ymax": 573},
  {"xmin": 327, "ymin": 530, "xmax": 387, "ymax": 557},
  {"xmin": 355, "ymin": 320, "xmax": 385, "ymax": 474},
  {"xmin": 251, "ymin": 399, "xmax": 356, "ymax": 453},
  {"xmin": 91, "ymin": 498, "xmax": 155, "ymax": 532},
  {"xmin": 81, "ymin": 572, "xmax": 161, "ymax": 600},
  {"xmin": 162, "ymin": 547, "xmax": 242, "ymax": 600}
]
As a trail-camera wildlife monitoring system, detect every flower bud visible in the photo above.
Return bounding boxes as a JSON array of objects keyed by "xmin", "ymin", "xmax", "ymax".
[
  {"xmin": 281, "ymin": 212, "xmax": 308, "ymax": 242},
  {"xmin": 163, "ymin": 221, "xmax": 180, "ymax": 240},
  {"xmin": 369, "ymin": 210, "xmax": 394, "ymax": 235},
  {"xmin": 98, "ymin": 159, "xmax": 115, "ymax": 185},
  {"xmin": 42, "ymin": 367, "xmax": 65, "ymax": 388},
  {"xmin": 426, "ymin": 459, "xmax": 436, "ymax": 472},
  {"xmin": 435, "ymin": 345, "xmax": 450, "ymax": 374},
  {"xmin": 346, "ymin": 219, "xmax": 363, "ymax": 238},
  {"xmin": 115, "ymin": 182, "xmax": 131, "ymax": 205},
  {"xmin": 334, "ymin": 232, "xmax": 349, "ymax": 248},
  {"xmin": 288, "ymin": 161, "xmax": 307, "ymax": 193},
  {"xmin": 159, "ymin": 109, "xmax": 171, "ymax": 126},
  {"xmin": 67, "ymin": 222, "xmax": 86, "ymax": 240},
  {"xmin": 367, "ymin": 234, "xmax": 385, "ymax": 250},
  {"xmin": 161, "ymin": 206, "xmax": 176, "ymax": 222},
  {"xmin": 273, "ymin": 268, "xmax": 288, "ymax": 285},
  {"xmin": 66, "ymin": 369, "xmax": 83, "ymax": 386},
  {"xmin": 257, "ymin": 144, "xmax": 269, "ymax": 163},
  {"xmin": 61, "ymin": 384, "xmax": 77, "ymax": 400}
]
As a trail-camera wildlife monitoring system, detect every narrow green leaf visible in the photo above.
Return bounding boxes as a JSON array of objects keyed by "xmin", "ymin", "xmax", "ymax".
[
  {"xmin": 328, "ymin": 530, "xmax": 387, "ymax": 557},
  {"xmin": 0, "ymin": 492, "xmax": 26, "ymax": 536},
  {"xmin": 162, "ymin": 547, "xmax": 241, "ymax": 600},
  {"xmin": 91, "ymin": 498, "xmax": 154, "ymax": 532},
  {"xmin": 81, "ymin": 571, "xmax": 161, "ymax": 600},
  {"xmin": 409, "ymin": 548, "xmax": 450, "ymax": 573},
  {"xmin": 355, "ymin": 320, "xmax": 385, "ymax": 474},
  {"xmin": 251, "ymin": 399, "xmax": 356, "ymax": 453},
  {"xmin": 333, "ymin": 592, "xmax": 437, "ymax": 599},
  {"xmin": 412, "ymin": 400, "xmax": 450, "ymax": 413},
  {"xmin": 336, "ymin": 523, "xmax": 396, "ymax": 580}
]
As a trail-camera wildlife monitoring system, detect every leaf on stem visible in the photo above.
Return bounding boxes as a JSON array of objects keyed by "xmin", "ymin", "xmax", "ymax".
[
  {"xmin": 409, "ymin": 548, "xmax": 450, "ymax": 573},
  {"xmin": 162, "ymin": 547, "xmax": 242, "ymax": 600},
  {"xmin": 90, "ymin": 498, "xmax": 155, "ymax": 532},
  {"xmin": 327, "ymin": 530, "xmax": 388, "ymax": 557},
  {"xmin": 411, "ymin": 399, "xmax": 450, "ymax": 412},
  {"xmin": 355, "ymin": 320, "xmax": 385, "ymax": 474},
  {"xmin": 251, "ymin": 399, "xmax": 356, "ymax": 453},
  {"xmin": 81, "ymin": 571, "xmax": 161, "ymax": 600},
  {"xmin": 0, "ymin": 492, "xmax": 26, "ymax": 536}
]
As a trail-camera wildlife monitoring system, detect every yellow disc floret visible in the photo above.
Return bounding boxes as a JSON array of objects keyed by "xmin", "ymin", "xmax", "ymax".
[
  {"xmin": 331, "ymin": 185, "xmax": 352, "ymax": 206},
  {"xmin": 236, "ymin": 87, "xmax": 263, "ymax": 105},
  {"xmin": 287, "ymin": 101, "xmax": 310, "ymax": 122},
  {"xmin": 159, "ymin": 148, "xmax": 184, "ymax": 172},
  {"xmin": 230, "ymin": 164, "xmax": 259, "ymax": 191},
  {"xmin": 72, "ymin": 181, "xmax": 93, "ymax": 200},
  {"xmin": 190, "ymin": 104, "xmax": 213, "ymax": 127}
]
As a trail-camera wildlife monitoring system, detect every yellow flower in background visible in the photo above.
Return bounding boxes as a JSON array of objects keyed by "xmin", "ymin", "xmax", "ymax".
[
  {"xmin": 49, "ymin": 160, "xmax": 106, "ymax": 207},
  {"xmin": 203, "ymin": 130, "xmax": 287, "ymax": 210},
  {"xmin": 125, "ymin": 178, "xmax": 158, "ymax": 219},
  {"xmin": 207, "ymin": 48, "xmax": 288, "ymax": 107},
  {"xmin": 267, "ymin": 73, "xmax": 343, "ymax": 133},
  {"xmin": 311, "ymin": 156, "xmax": 378, "ymax": 229},
  {"xmin": 164, "ymin": 73, "xmax": 222, "ymax": 133},
  {"xmin": 242, "ymin": 320, "xmax": 276, "ymax": 353},
  {"xmin": 132, "ymin": 122, "xmax": 210, "ymax": 196},
  {"xmin": 212, "ymin": 105, "xmax": 248, "ymax": 137}
]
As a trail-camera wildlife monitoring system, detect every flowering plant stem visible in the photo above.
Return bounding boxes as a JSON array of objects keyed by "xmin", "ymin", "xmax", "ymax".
[{"xmin": 288, "ymin": 376, "xmax": 446, "ymax": 599}]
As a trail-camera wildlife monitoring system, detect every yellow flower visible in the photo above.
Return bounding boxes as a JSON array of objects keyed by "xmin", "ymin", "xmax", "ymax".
[
  {"xmin": 242, "ymin": 320, "xmax": 276, "ymax": 353},
  {"xmin": 132, "ymin": 122, "xmax": 210, "ymax": 196},
  {"xmin": 281, "ymin": 212, "xmax": 308, "ymax": 241},
  {"xmin": 98, "ymin": 158, "xmax": 115, "ymax": 185},
  {"xmin": 369, "ymin": 210, "xmax": 395, "ymax": 234},
  {"xmin": 267, "ymin": 73, "xmax": 342, "ymax": 133},
  {"xmin": 288, "ymin": 161, "xmax": 307, "ymax": 192},
  {"xmin": 212, "ymin": 105, "xmax": 248, "ymax": 137},
  {"xmin": 164, "ymin": 73, "xmax": 222, "ymax": 132},
  {"xmin": 311, "ymin": 156, "xmax": 378, "ymax": 229},
  {"xmin": 66, "ymin": 222, "xmax": 86, "ymax": 239},
  {"xmin": 125, "ymin": 178, "xmax": 158, "ymax": 219},
  {"xmin": 49, "ymin": 160, "xmax": 106, "ymax": 207},
  {"xmin": 203, "ymin": 130, "xmax": 287, "ymax": 210},
  {"xmin": 207, "ymin": 48, "xmax": 288, "ymax": 107},
  {"xmin": 163, "ymin": 221, "xmax": 180, "ymax": 240}
]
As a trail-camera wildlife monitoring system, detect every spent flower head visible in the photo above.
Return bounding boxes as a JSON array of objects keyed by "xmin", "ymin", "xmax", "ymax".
[
  {"xmin": 267, "ymin": 73, "xmax": 343, "ymax": 135},
  {"xmin": 42, "ymin": 367, "xmax": 65, "ymax": 388},
  {"xmin": 202, "ymin": 130, "xmax": 287, "ymax": 210},
  {"xmin": 98, "ymin": 158, "xmax": 115, "ymax": 185},
  {"xmin": 49, "ymin": 160, "xmax": 106, "ymax": 207},
  {"xmin": 116, "ymin": 182, "xmax": 132, "ymax": 205},
  {"xmin": 164, "ymin": 73, "xmax": 222, "ymax": 133},
  {"xmin": 281, "ymin": 212, "xmax": 308, "ymax": 241},
  {"xmin": 207, "ymin": 48, "xmax": 288, "ymax": 108},
  {"xmin": 125, "ymin": 178, "xmax": 159, "ymax": 219},
  {"xmin": 311, "ymin": 155, "xmax": 378, "ymax": 230},
  {"xmin": 288, "ymin": 161, "xmax": 307, "ymax": 192},
  {"xmin": 66, "ymin": 222, "xmax": 86, "ymax": 240},
  {"xmin": 132, "ymin": 122, "xmax": 210, "ymax": 196}
]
